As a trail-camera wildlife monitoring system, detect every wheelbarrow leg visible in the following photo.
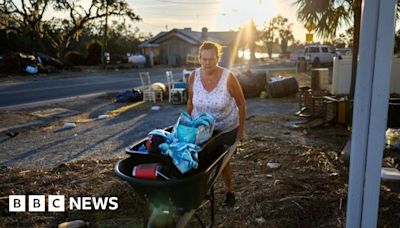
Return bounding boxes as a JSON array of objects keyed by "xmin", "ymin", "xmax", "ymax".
[
  {"xmin": 175, "ymin": 210, "xmax": 195, "ymax": 228},
  {"xmin": 194, "ymin": 186, "xmax": 215, "ymax": 228},
  {"xmin": 176, "ymin": 186, "xmax": 216, "ymax": 228}
]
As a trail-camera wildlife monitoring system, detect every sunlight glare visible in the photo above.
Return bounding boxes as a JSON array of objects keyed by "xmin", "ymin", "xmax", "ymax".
[{"xmin": 216, "ymin": 0, "xmax": 277, "ymax": 30}]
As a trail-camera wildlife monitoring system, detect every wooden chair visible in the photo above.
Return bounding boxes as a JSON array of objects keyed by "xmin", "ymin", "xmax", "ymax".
[
  {"xmin": 139, "ymin": 72, "xmax": 163, "ymax": 103},
  {"xmin": 166, "ymin": 71, "xmax": 186, "ymax": 104}
]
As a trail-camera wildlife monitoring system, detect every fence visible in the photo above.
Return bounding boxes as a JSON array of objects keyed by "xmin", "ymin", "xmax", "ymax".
[{"xmin": 332, "ymin": 56, "xmax": 400, "ymax": 95}]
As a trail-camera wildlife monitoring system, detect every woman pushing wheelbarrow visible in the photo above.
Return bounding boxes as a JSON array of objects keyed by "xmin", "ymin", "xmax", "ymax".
[
  {"xmin": 115, "ymin": 41, "xmax": 246, "ymax": 227},
  {"xmin": 186, "ymin": 41, "xmax": 246, "ymax": 207}
]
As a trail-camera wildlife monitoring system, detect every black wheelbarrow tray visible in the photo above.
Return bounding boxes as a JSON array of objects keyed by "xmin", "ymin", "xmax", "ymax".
[{"xmin": 114, "ymin": 129, "xmax": 237, "ymax": 227}]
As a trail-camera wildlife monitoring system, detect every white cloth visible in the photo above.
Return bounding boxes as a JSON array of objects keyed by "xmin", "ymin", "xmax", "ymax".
[{"xmin": 192, "ymin": 67, "xmax": 239, "ymax": 133}]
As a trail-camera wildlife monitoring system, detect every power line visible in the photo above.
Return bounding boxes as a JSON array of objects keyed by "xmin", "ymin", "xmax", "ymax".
[{"xmin": 138, "ymin": 12, "xmax": 223, "ymax": 17}]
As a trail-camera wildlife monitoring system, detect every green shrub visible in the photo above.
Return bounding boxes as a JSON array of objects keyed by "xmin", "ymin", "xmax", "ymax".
[
  {"xmin": 86, "ymin": 39, "xmax": 103, "ymax": 65},
  {"xmin": 64, "ymin": 51, "xmax": 85, "ymax": 66}
]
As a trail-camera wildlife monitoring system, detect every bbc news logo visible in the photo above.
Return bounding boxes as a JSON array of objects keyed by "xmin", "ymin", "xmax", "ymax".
[{"xmin": 9, "ymin": 195, "xmax": 118, "ymax": 212}]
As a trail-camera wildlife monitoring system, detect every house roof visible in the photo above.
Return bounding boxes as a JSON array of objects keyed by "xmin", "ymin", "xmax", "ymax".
[
  {"xmin": 138, "ymin": 32, "xmax": 166, "ymax": 48},
  {"xmin": 139, "ymin": 28, "xmax": 239, "ymax": 47}
]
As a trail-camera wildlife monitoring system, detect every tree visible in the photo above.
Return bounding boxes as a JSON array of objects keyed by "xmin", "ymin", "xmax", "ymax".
[
  {"xmin": 332, "ymin": 34, "xmax": 347, "ymax": 48},
  {"xmin": 0, "ymin": 0, "xmax": 52, "ymax": 53},
  {"xmin": 294, "ymin": 0, "xmax": 358, "ymax": 97},
  {"xmin": 289, "ymin": 40, "xmax": 305, "ymax": 51},
  {"xmin": 49, "ymin": 0, "xmax": 141, "ymax": 60},
  {"xmin": 261, "ymin": 15, "xmax": 295, "ymax": 58},
  {"xmin": 260, "ymin": 20, "xmax": 277, "ymax": 59},
  {"xmin": 273, "ymin": 16, "xmax": 295, "ymax": 54},
  {"xmin": 0, "ymin": 0, "xmax": 141, "ymax": 60}
]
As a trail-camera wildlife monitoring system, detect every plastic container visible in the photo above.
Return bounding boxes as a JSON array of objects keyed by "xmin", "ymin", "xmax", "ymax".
[{"xmin": 386, "ymin": 128, "xmax": 400, "ymax": 148}]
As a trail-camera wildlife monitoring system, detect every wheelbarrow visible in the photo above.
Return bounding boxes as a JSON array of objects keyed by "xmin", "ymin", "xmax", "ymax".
[{"xmin": 114, "ymin": 128, "xmax": 237, "ymax": 227}]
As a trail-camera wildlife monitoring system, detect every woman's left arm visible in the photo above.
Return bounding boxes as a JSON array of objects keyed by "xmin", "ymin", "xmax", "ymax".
[{"xmin": 227, "ymin": 73, "xmax": 246, "ymax": 141}]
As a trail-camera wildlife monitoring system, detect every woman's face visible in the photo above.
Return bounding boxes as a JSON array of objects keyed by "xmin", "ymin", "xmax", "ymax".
[{"xmin": 200, "ymin": 49, "xmax": 218, "ymax": 73}]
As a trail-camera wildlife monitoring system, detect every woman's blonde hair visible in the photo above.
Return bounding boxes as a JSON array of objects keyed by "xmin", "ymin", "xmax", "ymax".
[{"xmin": 199, "ymin": 41, "xmax": 222, "ymax": 59}]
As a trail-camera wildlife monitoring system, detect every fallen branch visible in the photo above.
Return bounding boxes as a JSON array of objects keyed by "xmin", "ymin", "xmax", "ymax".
[{"xmin": 278, "ymin": 196, "xmax": 313, "ymax": 202}]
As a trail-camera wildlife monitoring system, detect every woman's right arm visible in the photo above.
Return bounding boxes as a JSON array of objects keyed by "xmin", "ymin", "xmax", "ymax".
[{"xmin": 186, "ymin": 71, "xmax": 195, "ymax": 115}]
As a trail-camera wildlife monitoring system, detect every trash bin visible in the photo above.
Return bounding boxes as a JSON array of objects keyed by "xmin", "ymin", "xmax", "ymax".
[
  {"xmin": 311, "ymin": 68, "xmax": 329, "ymax": 91},
  {"xmin": 267, "ymin": 76, "xmax": 299, "ymax": 98},
  {"xmin": 388, "ymin": 98, "xmax": 400, "ymax": 128}
]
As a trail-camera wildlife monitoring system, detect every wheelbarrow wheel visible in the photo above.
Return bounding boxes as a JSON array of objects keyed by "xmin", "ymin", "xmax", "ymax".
[
  {"xmin": 147, "ymin": 208, "xmax": 199, "ymax": 228},
  {"xmin": 147, "ymin": 208, "xmax": 177, "ymax": 228}
]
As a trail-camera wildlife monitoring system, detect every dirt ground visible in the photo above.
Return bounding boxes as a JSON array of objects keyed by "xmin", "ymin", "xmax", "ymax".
[
  {"xmin": 1, "ymin": 106, "xmax": 400, "ymax": 227},
  {"xmin": 1, "ymin": 71, "xmax": 400, "ymax": 227}
]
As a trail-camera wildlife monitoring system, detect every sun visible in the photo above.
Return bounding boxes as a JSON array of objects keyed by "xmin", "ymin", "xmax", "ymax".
[{"xmin": 216, "ymin": 0, "xmax": 278, "ymax": 30}]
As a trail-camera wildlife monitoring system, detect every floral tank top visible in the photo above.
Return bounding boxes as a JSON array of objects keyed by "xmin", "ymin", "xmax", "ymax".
[{"xmin": 192, "ymin": 67, "xmax": 239, "ymax": 133}]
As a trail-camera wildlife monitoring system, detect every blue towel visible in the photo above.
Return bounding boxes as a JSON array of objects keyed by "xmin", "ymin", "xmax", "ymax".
[
  {"xmin": 159, "ymin": 142, "xmax": 201, "ymax": 174},
  {"xmin": 148, "ymin": 129, "xmax": 201, "ymax": 173},
  {"xmin": 173, "ymin": 112, "xmax": 215, "ymax": 144}
]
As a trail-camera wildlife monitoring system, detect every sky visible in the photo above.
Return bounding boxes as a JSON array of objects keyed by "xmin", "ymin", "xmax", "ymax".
[{"xmin": 127, "ymin": 0, "xmax": 309, "ymax": 42}]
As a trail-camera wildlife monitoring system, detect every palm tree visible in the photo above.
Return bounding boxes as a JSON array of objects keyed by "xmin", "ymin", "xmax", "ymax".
[
  {"xmin": 294, "ymin": 0, "xmax": 360, "ymax": 98},
  {"xmin": 294, "ymin": 0, "xmax": 400, "ymax": 98}
]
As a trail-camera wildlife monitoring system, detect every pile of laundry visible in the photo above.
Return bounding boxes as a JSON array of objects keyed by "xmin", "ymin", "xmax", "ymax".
[{"xmin": 141, "ymin": 112, "xmax": 215, "ymax": 174}]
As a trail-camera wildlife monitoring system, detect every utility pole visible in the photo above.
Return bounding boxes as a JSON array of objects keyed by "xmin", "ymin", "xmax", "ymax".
[{"xmin": 102, "ymin": 0, "xmax": 109, "ymax": 69}]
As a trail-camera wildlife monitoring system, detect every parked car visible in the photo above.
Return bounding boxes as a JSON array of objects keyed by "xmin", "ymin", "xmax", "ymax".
[{"xmin": 303, "ymin": 45, "xmax": 340, "ymax": 66}]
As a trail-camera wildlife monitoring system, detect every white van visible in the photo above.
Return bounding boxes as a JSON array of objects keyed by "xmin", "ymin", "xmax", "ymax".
[{"xmin": 303, "ymin": 45, "xmax": 339, "ymax": 66}]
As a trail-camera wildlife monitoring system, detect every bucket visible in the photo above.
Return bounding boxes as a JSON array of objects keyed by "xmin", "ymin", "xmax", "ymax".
[{"xmin": 267, "ymin": 76, "xmax": 299, "ymax": 98}]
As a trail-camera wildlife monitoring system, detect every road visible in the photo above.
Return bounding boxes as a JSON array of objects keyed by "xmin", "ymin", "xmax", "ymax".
[{"xmin": 0, "ymin": 62, "xmax": 295, "ymax": 109}]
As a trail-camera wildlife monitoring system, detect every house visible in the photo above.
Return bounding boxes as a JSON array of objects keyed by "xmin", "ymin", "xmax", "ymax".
[{"xmin": 139, "ymin": 27, "xmax": 253, "ymax": 67}]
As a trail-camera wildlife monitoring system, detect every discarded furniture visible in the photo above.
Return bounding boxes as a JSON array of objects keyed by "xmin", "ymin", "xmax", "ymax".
[
  {"xmin": 166, "ymin": 71, "xmax": 186, "ymax": 104},
  {"xmin": 267, "ymin": 76, "xmax": 299, "ymax": 98},
  {"xmin": 182, "ymin": 69, "xmax": 193, "ymax": 83},
  {"xmin": 235, "ymin": 70, "xmax": 266, "ymax": 98},
  {"xmin": 139, "ymin": 72, "xmax": 163, "ymax": 103}
]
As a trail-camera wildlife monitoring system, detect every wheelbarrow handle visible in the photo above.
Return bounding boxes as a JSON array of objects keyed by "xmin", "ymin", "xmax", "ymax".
[{"xmin": 206, "ymin": 141, "xmax": 238, "ymax": 188}]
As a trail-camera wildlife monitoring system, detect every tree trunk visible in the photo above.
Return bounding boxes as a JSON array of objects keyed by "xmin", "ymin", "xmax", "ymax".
[
  {"xmin": 267, "ymin": 43, "xmax": 273, "ymax": 59},
  {"xmin": 281, "ymin": 40, "xmax": 288, "ymax": 54},
  {"xmin": 350, "ymin": 0, "xmax": 362, "ymax": 99}
]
